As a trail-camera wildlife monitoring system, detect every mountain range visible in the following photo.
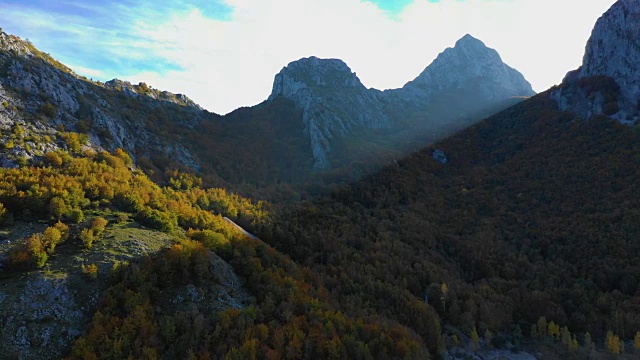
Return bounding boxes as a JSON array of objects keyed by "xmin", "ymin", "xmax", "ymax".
[
  {"xmin": 1, "ymin": 0, "xmax": 639, "ymax": 359},
  {"xmin": 0, "ymin": 29, "xmax": 533, "ymax": 186},
  {"xmin": 268, "ymin": 35, "xmax": 534, "ymax": 169}
]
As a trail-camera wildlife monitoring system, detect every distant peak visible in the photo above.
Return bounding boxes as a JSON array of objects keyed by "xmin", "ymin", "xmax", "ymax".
[
  {"xmin": 454, "ymin": 34, "xmax": 486, "ymax": 48},
  {"xmin": 407, "ymin": 33, "xmax": 535, "ymax": 97}
]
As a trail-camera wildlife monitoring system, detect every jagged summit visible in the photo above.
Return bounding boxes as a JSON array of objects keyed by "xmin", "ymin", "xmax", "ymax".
[
  {"xmin": 552, "ymin": 0, "xmax": 640, "ymax": 122},
  {"xmin": 407, "ymin": 34, "xmax": 535, "ymax": 97},
  {"xmin": 455, "ymin": 33, "xmax": 486, "ymax": 48}
]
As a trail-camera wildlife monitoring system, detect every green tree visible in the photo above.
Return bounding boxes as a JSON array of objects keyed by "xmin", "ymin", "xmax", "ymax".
[
  {"xmin": 606, "ymin": 330, "xmax": 621, "ymax": 355},
  {"xmin": 470, "ymin": 327, "xmax": 480, "ymax": 351},
  {"xmin": 69, "ymin": 208, "xmax": 85, "ymax": 223},
  {"xmin": 561, "ymin": 326, "xmax": 571, "ymax": 347},
  {"xmin": 48, "ymin": 197, "xmax": 68, "ymax": 220},
  {"xmin": 45, "ymin": 151, "xmax": 63, "ymax": 166},
  {"xmin": 90, "ymin": 217, "xmax": 108, "ymax": 235},
  {"xmin": 584, "ymin": 332, "xmax": 595, "ymax": 354},
  {"xmin": 537, "ymin": 317, "xmax": 547, "ymax": 338},
  {"xmin": 570, "ymin": 334, "xmax": 579, "ymax": 351},
  {"xmin": 548, "ymin": 321, "xmax": 560, "ymax": 340},
  {"xmin": 80, "ymin": 228, "xmax": 95, "ymax": 249},
  {"xmin": 42, "ymin": 226, "xmax": 62, "ymax": 253},
  {"xmin": 0, "ymin": 202, "xmax": 7, "ymax": 224}
]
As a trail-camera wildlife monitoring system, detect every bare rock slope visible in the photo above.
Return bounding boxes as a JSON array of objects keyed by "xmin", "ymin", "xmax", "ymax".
[{"xmin": 552, "ymin": 0, "xmax": 640, "ymax": 122}]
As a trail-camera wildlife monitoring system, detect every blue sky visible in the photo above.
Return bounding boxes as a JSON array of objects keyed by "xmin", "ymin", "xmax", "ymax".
[
  {"xmin": 0, "ymin": 0, "xmax": 233, "ymax": 78},
  {"xmin": 0, "ymin": 0, "xmax": 617, "ymax": 114},
  {"xmin": 365, "ymin": 0, "xmax": 415, "ymax": 13}
]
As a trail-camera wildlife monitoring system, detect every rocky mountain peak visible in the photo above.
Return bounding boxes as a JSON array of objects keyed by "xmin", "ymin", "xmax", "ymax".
[
  {"xmin": 407, "ymin": 34, "xmax": 535, "ymax": 97},
  {"xmin": 268, "ymin": 56, "xmax": 390, "ymax": 170},
  {"xmin": 552, "ymin": 0, "xmax": 640, "ymax": 122},
  {"xmin": 267, "ymin": 37, "xmax": 535, "ymax": 170},
  {"xmin": 269, "ymin": 56, "xmax": 363, "ymax": 100},
  {"xmin": 455, "ymin": 33, "xmax": 487, "ymax": 49}
]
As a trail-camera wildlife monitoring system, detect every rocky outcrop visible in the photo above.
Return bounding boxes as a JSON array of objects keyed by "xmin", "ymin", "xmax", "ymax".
[
  {"xmin": 104, "ymin": 79, "xmax": 202, "ymax": 109},
  {"xmin": 552, "ymin": 0, "xmax": 640, "ymax": 123},
  {"xmin": 269, "ymin": 57, "xmax": 391, "ymax": 169},
  {"xmin": 0, "ymin": 223, "xmax": 249, "ymax": 360},
  {"xmin": 0, "ymin": 275, "xmax": 85, "ymax": 360},
  {"xmin": 432, "ymin": 149, "xmax": 448, "ymax": 164},
  {"xmin": 0, "ymin": 30, "xmax": 203, "ymax": 168},
  {"xmin": 268, "ymin": 37, "xmax": 535, "ymax": 169}
]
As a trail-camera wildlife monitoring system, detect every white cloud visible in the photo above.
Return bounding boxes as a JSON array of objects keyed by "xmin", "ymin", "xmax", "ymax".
[
  {"xmin": 68, "ymin": 64, "xmax": 105, "ymax": 78},
  {"xmin": 123, "ymin": 0, "xmax": 617, "ymax": 114}
]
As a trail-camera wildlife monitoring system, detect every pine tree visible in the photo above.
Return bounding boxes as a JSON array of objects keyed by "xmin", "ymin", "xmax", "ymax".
[
  {"xmin": 606, "ymin": 330, "xmax": 621, "ymax": 355},
  {"xmin": 561, "ymin": 326, "xmax": 571, "ymax": 347},
  {"xmin": 570, "ymin": 334, "xmax": 579, "ymax": 351},
  {"xmin": 537, "ymin": 316, "xmax": 547, "ymax": 338},
  {"xmin": 584, "ymin": 332, "xmax": 595, "ymax": 355},
  {"xmin": 470, "ymin": 327, "xmax": 480, "ymax": 351},
  {"xmin": 513, "ymin": 324, "xmax": 522, "ymax": 347},
  {"xmin": 547, "ymin": 321, "xmax": 560, "ymax": 340},
  {"xmin": 440, "ymin": 282, "xmax": 448, "ymax": 313}
]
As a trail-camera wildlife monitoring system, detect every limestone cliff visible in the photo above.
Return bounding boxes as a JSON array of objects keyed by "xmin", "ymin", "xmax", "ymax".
[
  {"xmin": 552, "ymin": 0, "xmax": 640, "ymax": 123},
  {"xmin": 269, "ymin": 56, "xmax": 390, "ymax": 169}
]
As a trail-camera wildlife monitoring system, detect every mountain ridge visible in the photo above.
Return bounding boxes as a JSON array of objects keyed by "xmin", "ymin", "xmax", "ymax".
[
  {"xmin": 0, "ymin": 28, "xmax": 535, "ymax": 177},
  {"xmin": 269, "ymin": 34, "xmax": 535, "ymax": 169}
]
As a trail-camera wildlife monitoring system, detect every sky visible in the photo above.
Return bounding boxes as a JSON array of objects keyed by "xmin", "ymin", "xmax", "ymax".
[{"xmin": 0, "ymin": 0, "xmax": 618, "ymax": 114}]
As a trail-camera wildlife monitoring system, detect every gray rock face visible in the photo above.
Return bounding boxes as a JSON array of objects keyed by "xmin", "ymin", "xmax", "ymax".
[
  {"xmin": 581, "ymin": 0, "xmax": 640, "ymax": 105},
  {"xmin": 269, "ymin": 38, "xmax": 535, "ymax": 169},
  {"xmin": 0, "ymin": 275, "xmax": 84, "ymax": 360},
  {"xmin": 269, "ymin": 56, "xmax": 391, "ymax": 169},
  {"xmin": 432, "ymin": 149, "xmax": 448, "ymax": 164},
  {"xmin": 552, "ymin": 0, "xmax": 640, "ymax": 122},
  {"xmin": 401, "ymin": 34, "xmax": 535, "ymax": 102},
  {"xmin": 104, "ymin": 79, "xmax": 203, "ymax": 109}
]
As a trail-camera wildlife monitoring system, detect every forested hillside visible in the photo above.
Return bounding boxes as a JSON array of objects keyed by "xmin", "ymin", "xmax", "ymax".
[
  {"xmin": 255, "ymin": 90, "xmax": 640, "ymax": 357},
  {"xmin": 0, "ymin": 138, "xmax": 434, "ymax": 359}
]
